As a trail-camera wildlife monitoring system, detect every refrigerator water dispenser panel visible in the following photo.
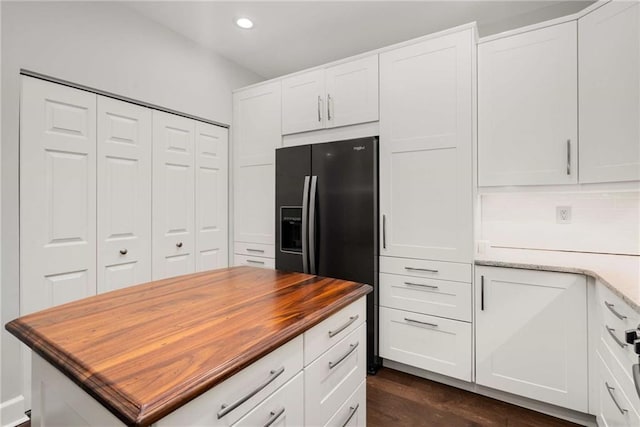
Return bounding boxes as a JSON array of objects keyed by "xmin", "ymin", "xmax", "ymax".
[{"xmin": 281, "ymin": 207, "xmax": 303, "ymax": 253}]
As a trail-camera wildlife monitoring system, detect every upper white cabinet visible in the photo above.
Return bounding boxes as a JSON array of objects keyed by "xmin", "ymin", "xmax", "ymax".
[
  {"xmin": 233, "ymin": 82, "xmax": 281, "ymax": 248},
  {"xmin": 97, "ymin": 96, "xmax": 152, "ymax": 293},
  {"xmin": 282, "ymin": 55, "xmax": 378, "ymax": 135},
  {"xmin": 579, "ymin": 1, "xmax": 640, "ymax": 183},
  {"xmin": 379, "ymin": 29, "xmax": 474, "ymax": 263},
  {"xmin": 475, "ymin": 266, "xmax": 588, "ymax": 413},
  {"xmin": 20, "ymin": 76, "xmax": 97, "ymax": 315},
  {"xmin": 478, "ymin": 22, "xmax": 578, "ymax": 186}
]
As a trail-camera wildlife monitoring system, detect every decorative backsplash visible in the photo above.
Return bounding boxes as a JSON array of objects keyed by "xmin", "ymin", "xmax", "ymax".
[{"xmin": 478, "ymin": 189, "xmax": 640, "ymax": 256}]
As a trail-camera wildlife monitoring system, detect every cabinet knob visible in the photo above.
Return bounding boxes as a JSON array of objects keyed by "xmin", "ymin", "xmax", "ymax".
[
  {"xmin": 176, "ymin": 242, "xmax": 183, "ymax": 248},
  {"xmin": 119, "ymin": 249, "xmax": 128, "ymax": 255},
  {"xmin": 626, "ymin": 328, "xmax": 640, "ymax": 345}
]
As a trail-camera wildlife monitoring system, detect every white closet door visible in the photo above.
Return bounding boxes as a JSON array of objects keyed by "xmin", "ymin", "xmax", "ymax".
[
  {"xmin": 152, "ymin": 111, "xmax": 196, "ymax": 280},
  {"xmin": 97, "ymin": 96, "xmax": 152, "ymax": 293},
  {"xmin": 20, "ymin": 76, "xmax": 97, "ymax": 315},
  {"xmin": 195, "ymin": 122, "xmax": 228, "ymax": 272}
]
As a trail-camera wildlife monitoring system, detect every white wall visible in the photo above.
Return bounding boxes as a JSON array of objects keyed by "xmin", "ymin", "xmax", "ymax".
[
  {"xmin": 478, "ymin": 187, "xmax": 640, "ymax": 256},
  {"xmin": 1, "ymin": 2, "xmax": 262, "ymax": 425}
]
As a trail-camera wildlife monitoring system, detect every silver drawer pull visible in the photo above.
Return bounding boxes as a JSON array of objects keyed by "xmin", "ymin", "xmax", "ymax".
[
  {"xmin": 264, "ymin": 407, "xmax": 285, "ymax": 427},
  {"xmin": 217, "ymin": 366, "xmax": 285, "ymax": 419},
  {"xmin": 328, "ymin": 315, "xmax": 359, "ymax": 338},
  {"xmin": 246, "ymin": 248, "xmax": 265, "ymax": 253},
  {"xmin": 605, "ymin": 301, "xmax": 627, "ymax": 320},
  {"xmin": 606, "ymin": 326, "xmax": 628, "ymax": 348},
  {"xmin": 605, "ymin": 382, "xmax": 628, "ymax": 415},
  {"xmin": 404, "ymin": 318, "xmax": 438, "ymax": 328},
  {"xmin": 329, "ymin": 342, "xmax": 359, "ymax": 369},
  {"xmin": 404, "ymin": 281, "xmax": 438, "ymax": 290},
  {"xmin": 246, "ymin": 259, "xmax": 265, "ymax": 265},
  {"xmin": 405, "ymin": 266, "xmax": 438, "ymax": 273},
  {"xmin": 341, "ymin": 403, "xmax": 360, "ymax": 427}
]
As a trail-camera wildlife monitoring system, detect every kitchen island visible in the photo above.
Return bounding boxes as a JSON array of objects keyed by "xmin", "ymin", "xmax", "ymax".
[{"xmin": 6, "ymin": 266, "xmax": 372, "ymax": 427}]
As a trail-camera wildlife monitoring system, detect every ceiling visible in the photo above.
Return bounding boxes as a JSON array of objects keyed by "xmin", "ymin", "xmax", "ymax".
[{"xmin": 126, "ymin": 1, "xmax": 593, "ymax": 80}]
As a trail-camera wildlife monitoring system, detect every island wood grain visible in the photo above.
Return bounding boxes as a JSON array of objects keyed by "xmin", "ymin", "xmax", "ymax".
[{"xmin": 6, "ymin": 266, "xmax": 372, "ymax": 427}]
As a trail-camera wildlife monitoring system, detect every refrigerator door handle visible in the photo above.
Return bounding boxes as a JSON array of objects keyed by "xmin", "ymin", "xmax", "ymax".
[
  {"xmin": 301, "ymin": 176, "xmax": 311, "ymax": 274},
  {"xmin": 309, "ymin": 176, "xmax": 318, "ymax": 275}
]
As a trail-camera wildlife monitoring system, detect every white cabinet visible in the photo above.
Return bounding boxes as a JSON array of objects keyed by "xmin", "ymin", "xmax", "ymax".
[
  {"xmin": 97, "ymin": 96, "xmax": 152, "ymax": 293},
  {"xmin": 20, "ymin": 76, "xmax": 97, "ymax": 315},
  {"xmin": 474, "ymin": 266, "xmax": 588, "ymax": 412},
  {"xmin": 233, "ymin": 82, "xmax": 281, "ymax": 253},
  {"xmin": 579, "ymin": 1, "xmax": 640, "ymax": 184},
  {"xmin": 282, "ymin": 55, "xmax": 378, "ymax": 135},
  {"xmin": 152, "ymin": 111, "xmax": 196, "ymax": 280},
  {"xmin": 478, "ymin": 22, "xmax": 578, "ymax": 186},
  {"xmin": 379, "ymin": 28, "xmax": 474, "ymax": 263}
]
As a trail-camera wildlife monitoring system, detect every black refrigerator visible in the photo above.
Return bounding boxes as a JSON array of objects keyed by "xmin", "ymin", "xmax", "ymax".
[{"xmin": 275, "ymin": 137, "xmax": 379, "ymax": 374}]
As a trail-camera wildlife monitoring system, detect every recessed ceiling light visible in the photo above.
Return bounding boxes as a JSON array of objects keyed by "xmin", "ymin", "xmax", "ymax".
[{"xmin": 236, "ymin": 18, "xmax": 254, "ymax": 29}]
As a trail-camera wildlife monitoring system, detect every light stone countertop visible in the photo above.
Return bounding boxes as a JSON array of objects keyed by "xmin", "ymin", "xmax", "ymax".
[{"xmin": 475, "ymin": 248, "xmax": 640, "ymax": 313}]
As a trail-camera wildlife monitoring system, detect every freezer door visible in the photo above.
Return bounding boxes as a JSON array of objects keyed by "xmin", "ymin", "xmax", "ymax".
[{"xmin": 275, "ymin": 145, "xmax": 311, "ymax": 272}]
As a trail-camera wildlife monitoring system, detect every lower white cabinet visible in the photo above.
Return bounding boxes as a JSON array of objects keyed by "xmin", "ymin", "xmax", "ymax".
[
  {"xmin": 379, "ymin": 307, "xmax": 472, "ymax": 381},
  {"xmin": 475, "ymin": 266, "xmax": 588, "ymax": 412},
  {"xmin": 596, "ymin": 351, "xmax": 640, "ymax": 427},
  {"xmin": 324, "ymin": 380, "xmax": 366, "ymax": 427},
  {"xmin": 304, "ymin": 324, "xmax": 367, "ymax": 426}
]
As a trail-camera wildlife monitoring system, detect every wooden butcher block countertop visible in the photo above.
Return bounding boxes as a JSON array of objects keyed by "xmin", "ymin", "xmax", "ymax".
[{"xmin": 6, "ymin": 267, "xmax": 372, "ymax": 427}]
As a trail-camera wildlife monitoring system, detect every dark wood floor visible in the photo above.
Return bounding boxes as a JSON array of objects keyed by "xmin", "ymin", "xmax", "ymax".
[
  {"xmin": 368, "ymin": 368, "xmax": 583, "ymax": 427},
  {"xmin": 18, "ymin": 367, "xmax": 583, "ymax": 427}
]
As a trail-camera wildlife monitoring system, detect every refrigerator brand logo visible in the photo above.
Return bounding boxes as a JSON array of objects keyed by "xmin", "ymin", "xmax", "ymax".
[{"xmin": 353, "ymin": 146, "xmax": 366, "ymax": 151}]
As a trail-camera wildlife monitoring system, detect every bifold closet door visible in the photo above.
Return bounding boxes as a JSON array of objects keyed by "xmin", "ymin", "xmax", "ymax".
[
  {"xmin": 20, "ymin": 76, "xmax": 97, "ymax": 315},
  {"xmin": 152, "ymin": 111, "xmax": 196, "ymax": 279},
  {"xmin": 97, "ymin": 96, "xmax": 152, "ymax": 293},
  {"xmin": 195, "ymin": 122, "xmax": 228, "ymax": 272}
]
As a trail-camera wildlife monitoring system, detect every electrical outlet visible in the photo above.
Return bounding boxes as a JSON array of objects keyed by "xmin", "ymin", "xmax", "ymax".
[{"xmin": 556, "ymin": 206, "xmax": 572, "ymax": 224}]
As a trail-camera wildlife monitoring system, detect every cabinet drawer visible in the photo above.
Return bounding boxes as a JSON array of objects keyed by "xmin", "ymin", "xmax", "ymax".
[
  {"xmin": 379, "ymin": 307, "xmax": 472, "ymax": 381},
  {"xmin": 234, "ymin": 242, "xmax": 275, "ymax": 258},
  {"xmin": 305, "ymin": 324, "xmax": 366, "ymax": 427},
  {"xmin": 597, "ymin": 283, "xmax": 640, "ymax": 369},
  {"xmin": 598, "ymin": 336, "xmax": 640, "ymax": 415},
  {"xmin": 380, "ymin": 256, "xmax": 471, "ymax": 283},
  {"xmin": 233, "ymin": 372, "xmax": 304, "ymax": 427},
  {"xmin": 304, "ymin": 297, "xmax": 366, "ymax": 365},
  {"xmin": 158, "ymin": 336, "xmax": 303, "ymax": 426},
  {"xmin": 596, "ymin": 351, "xmax": 640, "ymax": 426},
  {"xmin": 234, "ymin": 254, "xmax": 275, "ymax": 269},
  {"xmin": 324, "ymin": 380, "xmax": 366, "ymax": 427},
  {"xmin": 380, "ymin": 273, "xmax": 471, "ymax": 322}
]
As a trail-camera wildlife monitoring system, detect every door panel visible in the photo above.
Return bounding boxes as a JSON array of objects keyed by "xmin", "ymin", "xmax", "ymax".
[
  {"xmin": 20, "ymin": 76, "xmax": 97, "ymax": 315},
  {"xmin": 235, "ymin": 164, "xmax": 275, "ymax": 245},
  {"xmin": 579, "ymin": 2, "xmax": 640, "ymax": 183},
  {"xmin": 97, "ymin": 96, "xmax": 152, "ymax": 293},
  {"xmin": 195, "ymin": 122, "xmax": 228, "ymax": 272},
  {"xmin": 282, "ymin": 69, "xmax": 325, "ymax": 134},
  {"xmin": 379, "ymin": 30, "xmax": 473, "ymax": 262},
  {"xmin": 152, "ymin": 111, "xmax": 195, "ymax": 279}
]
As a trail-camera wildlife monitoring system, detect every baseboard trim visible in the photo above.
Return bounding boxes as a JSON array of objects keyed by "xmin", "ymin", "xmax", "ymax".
[
  {"xmin": 383, "ymin": 359, "xmax": 597, "ymax": 427},
  {"xmin": 1, "ymin": 395, "xmax": 29, "ymax": 427}
]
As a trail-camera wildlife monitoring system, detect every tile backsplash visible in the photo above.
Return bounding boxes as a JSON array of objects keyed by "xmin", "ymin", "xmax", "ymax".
[{"xmin": 478, "ymin": 189, "xmax": 640, "ymax": 256}]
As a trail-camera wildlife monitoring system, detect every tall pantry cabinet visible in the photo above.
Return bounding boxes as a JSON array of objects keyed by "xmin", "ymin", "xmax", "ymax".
[
  {"xmin": 20, "ymin": 76, "xmax": 228, "ymax": 318},
  {"xmin": 378, "ymin": 27, "xmax": 475, "ymax": 381}
]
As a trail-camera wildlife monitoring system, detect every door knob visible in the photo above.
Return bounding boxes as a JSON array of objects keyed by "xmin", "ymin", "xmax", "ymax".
[
  {"xmin": 119, "ymin": 249, "xmax": 128, "ymax": 255},
  {"xmin": 176, "ymin": 242, "xmax": 183, "ymax": 248}
]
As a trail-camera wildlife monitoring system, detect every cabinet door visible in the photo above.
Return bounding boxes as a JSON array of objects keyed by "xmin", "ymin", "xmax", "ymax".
[
  {"xmin": 379, "ymin": 29, "xmax": 473, "ymax": 263},
  {"xmin": 325, "ymin": 55, "xmax": 379, "ymax": 128},
  {"xmin": 152, "ymin": 111, "xmax": 195, "ymax": 279},
  {"xmin": 579, "ymin": 1, "xmax": 640, "ymax": 183},
  {"xmin": 195, "ymin": 122, "xmax": 228, "ymax": 272},
  {"xmin": 475, "ymin": 266, "xmax": 588, "ymax": 412},
  {"xmin": 478, "ymin": 22, "xmax": 578, "ymax": 186},
  {"xmin": 97, "ymin": 96, "xmax": 152, "ymax": 293},
  {"xmin": 281, "ymin": 69, "xmax": 325, "ymax": 134},
  {"xmin": 20, "ymin": 76, "xmax": 97, "ymax": 315},
  {"xmin": 233, "ymin": 82, "xmax": 281, "ymax": 246}
]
